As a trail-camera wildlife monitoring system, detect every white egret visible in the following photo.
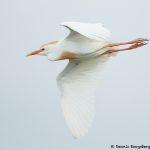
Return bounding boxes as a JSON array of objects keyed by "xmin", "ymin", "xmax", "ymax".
[{"xmin": 26, "ymin": 22, "xmax": 149, "ymax": 139}]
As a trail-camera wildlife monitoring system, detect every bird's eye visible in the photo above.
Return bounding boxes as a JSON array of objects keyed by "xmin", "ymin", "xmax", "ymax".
[{"xmin": 41, "ymin": 48, "xmax": 45, "ymax": 51}]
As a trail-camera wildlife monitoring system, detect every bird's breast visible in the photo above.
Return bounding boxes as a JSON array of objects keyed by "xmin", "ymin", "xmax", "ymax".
[{"xmin": 58, "ymin": 51, "xmax": 80, "ymax": 60}]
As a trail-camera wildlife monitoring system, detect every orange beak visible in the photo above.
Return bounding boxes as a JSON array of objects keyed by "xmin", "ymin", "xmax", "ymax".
[{"xmin": 26, "ymin": 49, "xmax": 44, "ymax": 56}]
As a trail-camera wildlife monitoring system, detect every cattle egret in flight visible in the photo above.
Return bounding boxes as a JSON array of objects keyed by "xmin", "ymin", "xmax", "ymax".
[{"xmin": 26, "ymin": 22, "xmax": 149, "ymax": 139}]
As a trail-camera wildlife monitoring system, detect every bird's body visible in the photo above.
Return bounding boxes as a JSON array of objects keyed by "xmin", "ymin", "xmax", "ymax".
[
  {"xmin": 40, "ymin": 22, "xmax": 112, "ymax": 61},
  {"xmin": 26, "ymin": 22, "xmax": 149, "ymax": 139}
]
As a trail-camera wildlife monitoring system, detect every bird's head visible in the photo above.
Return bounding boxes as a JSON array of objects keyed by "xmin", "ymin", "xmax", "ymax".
[{"xmin": 26, "ymin": 40, "xmax": 58, "ymax": 57}]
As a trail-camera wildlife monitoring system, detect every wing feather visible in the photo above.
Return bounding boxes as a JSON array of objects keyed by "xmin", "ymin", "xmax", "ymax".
[
  {"xmin": 60, "ymin": 22, "xmax": 111, "ymax": 41},
  {"xmin": 57, "ymin": 55, "xmax": 110, "ymax": 138}
]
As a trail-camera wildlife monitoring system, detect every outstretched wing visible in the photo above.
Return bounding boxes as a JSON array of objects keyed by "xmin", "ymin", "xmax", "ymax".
[
  {"xmin": 60, "ymin": 22, "xmax": 111, "ymax": 41},
  {"xmin": 60, "ymin": 22, "xmax": 111, "ymax": 55},
  {"xmin": 57, "ymin": 55, "xmax": 110, "ymax": 139}
]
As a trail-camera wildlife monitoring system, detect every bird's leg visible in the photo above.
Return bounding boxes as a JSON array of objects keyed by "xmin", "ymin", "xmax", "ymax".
[
  {"xmin": 102, "ymin": 38, "xmax": 149, "ymax": 55},
  {"xmin": 105, "ymin": 38, "xmax": 149, "ymax": 48}
]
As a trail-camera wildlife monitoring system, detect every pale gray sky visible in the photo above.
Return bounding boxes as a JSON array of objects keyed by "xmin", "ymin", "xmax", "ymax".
[{"xmin": 0, "ymin": 0, "xmax": 150, "ymax": 150}]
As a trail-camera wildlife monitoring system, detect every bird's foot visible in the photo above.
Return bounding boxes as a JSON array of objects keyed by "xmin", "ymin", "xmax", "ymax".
[{"xmin": 131, "ymin": 38, "xmax": 149, "ymax": 45}]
